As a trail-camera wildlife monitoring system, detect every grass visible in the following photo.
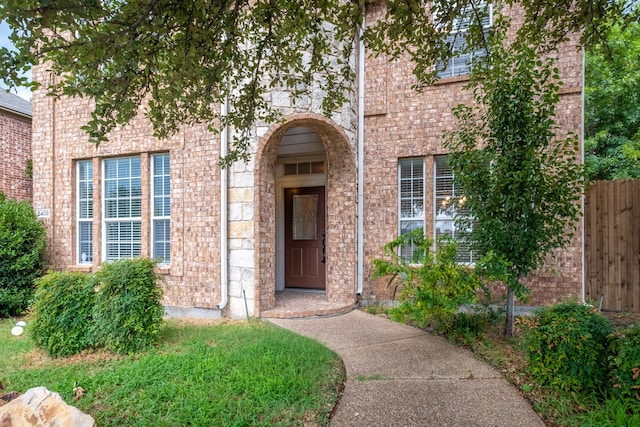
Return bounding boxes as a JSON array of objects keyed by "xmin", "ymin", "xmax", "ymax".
[
  {"xmin": 356, "ymin": 374, "xmax": 385, "ymax": 381},
  {"xmin": 0, "ymin": 317, "xmax": 344, "ymax": 426}
]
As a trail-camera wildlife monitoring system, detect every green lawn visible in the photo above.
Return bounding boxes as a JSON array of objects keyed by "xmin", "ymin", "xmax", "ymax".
[{"xmin": 0, "ymin": 318, "xmax": 344, "ymax": 426}]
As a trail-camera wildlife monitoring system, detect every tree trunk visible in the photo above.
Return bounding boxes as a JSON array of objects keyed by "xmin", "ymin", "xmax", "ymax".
[{"xmin": 505, "ymin": 287, "xmax": 515, "ymax": 337}]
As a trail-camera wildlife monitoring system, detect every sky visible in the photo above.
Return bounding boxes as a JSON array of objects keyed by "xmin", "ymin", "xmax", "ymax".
[{"xmin": 0, "ymin": 21, "xmax": 32, "ymax": 101}]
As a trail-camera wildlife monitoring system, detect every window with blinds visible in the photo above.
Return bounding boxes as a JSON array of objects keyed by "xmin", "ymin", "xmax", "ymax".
[
  {"xmin": 434, "ymin": 156, "xmax": 477, "ymax": 263},
  {"xmin": 436, "ymin": 2, "xmax": 492, "ymax": 78},
  {"xmin": 398, "ymin": 158, "xmax": 425, "ymax": 260},
  {"xmin": 152, "ymin": 153, "xmax": 171, "ymax": 264},
  {"xmin": 103, "ymin": 157, "xmax": 142, "ymax": 261},
  {"xmin": 77, "ymin": 160, "xmax": 93, "ymax": 264}
]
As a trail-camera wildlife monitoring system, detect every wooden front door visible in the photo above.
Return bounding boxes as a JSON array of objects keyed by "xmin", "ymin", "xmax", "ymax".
[{"xmin": 284, "ymin": 187, "xmax": 326, "ymax": 289}]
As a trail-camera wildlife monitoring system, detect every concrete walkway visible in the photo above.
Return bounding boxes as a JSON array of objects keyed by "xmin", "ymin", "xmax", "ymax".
[{"xmin": 269, "ymin": 310, "xmax": 544, "ymax": 427}]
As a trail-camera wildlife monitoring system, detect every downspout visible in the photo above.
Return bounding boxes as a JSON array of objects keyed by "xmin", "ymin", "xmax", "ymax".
[
  {"xmin": 217, "ymin": 97, "xmax": 229, "ymax": 310},
  {"xmin": 580, "ymin": 47, "xmax": 586, "ymax": 304},
  {"xmin": 356, "ymin": 15, "xmax": 365, "ymax": 296}
]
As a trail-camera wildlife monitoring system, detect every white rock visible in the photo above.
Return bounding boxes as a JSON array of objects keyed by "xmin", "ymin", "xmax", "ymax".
[{"xmin": 0, "ymin": 387, "xmax": 96, "ymax": 426}]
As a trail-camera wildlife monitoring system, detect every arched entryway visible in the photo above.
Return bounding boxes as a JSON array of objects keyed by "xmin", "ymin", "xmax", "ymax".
[
  {"xmin": 276, "ymin": 127, "xmax": 327, "ymax": 291},
  {"xmin": 254, "ymin": 114, "xmax": 357, "ymax": 317}
]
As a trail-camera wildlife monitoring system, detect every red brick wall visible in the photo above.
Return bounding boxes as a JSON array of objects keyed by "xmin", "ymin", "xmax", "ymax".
[
  {"xmin": 31, "ymin": 66, "xmax": 222, "ymax": 310},
  {"xmin": 0, "ymin": 110, "xmax": 32, "ymax": 202},
  {"xmin": 362, "ymin": 3, "xmax": 584, "ymax": 306},
  {"xmin": 30, "ymin": 1, "xmax": 585, "ymax": 314}
]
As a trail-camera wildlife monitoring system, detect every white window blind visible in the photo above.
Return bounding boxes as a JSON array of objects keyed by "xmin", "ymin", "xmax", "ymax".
[
  {"xmin": 103, "ymin": 157, "xmax": 142, "ymax": 261},
  {"xmin": 436, "ymin": 2, "xmax": 491, "ymax": 78},
  {"xmin": 398, "ymin": 158, "xmax": 425, "ymax": 260},
  {"xmin": 152, "ymin": 153, "xmax": 170, "ymax": 264},
  {"xmin": 434, "ymin": 156, "xmax": 477, "ymax": 263},
  {"xmin": 77, "ymin": 160, "xmax": 93, "ymax": 264}
]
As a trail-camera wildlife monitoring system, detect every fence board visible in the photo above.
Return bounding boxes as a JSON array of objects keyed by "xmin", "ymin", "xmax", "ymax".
[
  {"xmin": 596, "ymin": 181, "xmax": 605, "ymax": 302},
  {"xmin": 632, "ymin": 182, "xmax": 640, "ymax": 312},
  {"xmin": 585, "ymin": 179, "xmax": 640, "ymax": 312},
  {"xmin": 620, "ymin": 180, "xmax": 629, "ymax": 310}
]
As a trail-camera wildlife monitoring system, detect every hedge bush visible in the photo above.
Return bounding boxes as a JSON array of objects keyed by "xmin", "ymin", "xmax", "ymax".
[
  {"xmin": 611, "ymin": 323, "xmax": 640, "ymax": 402},
  {"xmin": 91, "ymin": 258, "xmax": 164, "ymax": 354},
  {"xmin": 526, "ymin": 301, "xmax": 614, "ymax": 395},
  {"xmin": 30, "ymin": 271, "xmax": 96, "ymax": 357},
  {"xmin": 0, "ymin": 193, "xmax": 46, "ymax": 317},
  {"xmin": 28, "ymin": 258, "xmax": 165, "ymax": 357}
]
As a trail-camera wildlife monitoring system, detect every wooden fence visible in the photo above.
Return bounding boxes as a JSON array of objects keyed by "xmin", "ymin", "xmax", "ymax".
[{"xmin": 585, "ymin": 179, "xmax": 640, "ymax": 312}]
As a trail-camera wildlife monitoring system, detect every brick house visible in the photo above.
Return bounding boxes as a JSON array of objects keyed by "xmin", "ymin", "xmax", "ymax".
[
  {"xmin": 0, "ymin": 91, "xmax": 32, "ymax": 202},
  {"xmin": 31, "ymin": 4, "xmax": 584, "ymax": 318}
]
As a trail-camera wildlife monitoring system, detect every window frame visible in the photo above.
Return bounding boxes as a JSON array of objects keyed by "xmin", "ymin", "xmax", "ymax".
[
  {"xmin": 76, "ymin": 160, "xmax": 93, "ymax": 264},
  {"xmin": 102, "ymin": 156, "xmax": 143, "ymax": 261},
  {"xmin": 151, "ymin": 153, "xmax": 171, "ymax": 265}
]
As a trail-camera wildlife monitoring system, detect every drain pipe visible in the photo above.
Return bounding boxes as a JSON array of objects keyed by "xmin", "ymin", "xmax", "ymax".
[
  {"xmin": 217, "ymin": 97, "xmax": 229, "ymax": 310},
  {"xmin": 356, "ymin": 15, "xmax": 365, "ymax": 296},
  {"xmin": 580, "ymin": 47, "xmax": 586, "ymax": 304}
]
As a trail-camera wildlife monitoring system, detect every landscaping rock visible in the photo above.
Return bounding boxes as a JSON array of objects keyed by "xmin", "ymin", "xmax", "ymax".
[
  {"xmin": 0, "ymin": 387, "xmax": 95, "ymax": 427},
  {"xmin": 0, "ymin": 392, "xmax": 19, "ymax": 408}
]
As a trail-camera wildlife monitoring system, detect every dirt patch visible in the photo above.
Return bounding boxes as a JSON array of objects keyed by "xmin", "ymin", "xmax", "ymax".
[
  {"xmin": 600, "ymin": 310, "xmax": 640, "ymax": 328},
  {"xmin": 163, "ymin": 317, "xmax": 243, "ymax": 327},
  {"xmin": 18, "ymin": 347, "xmax": 126, "ymax": 369}
]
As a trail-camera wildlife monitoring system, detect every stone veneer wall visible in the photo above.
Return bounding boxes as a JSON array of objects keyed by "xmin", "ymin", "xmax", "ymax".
[
  {"xmin": 0, "ymin": 109, "xmax": 32, "ymax": 201},
  {"xmin": 225, "ymin": 24, "xmax": 359, "ymax": 317},
  {"xmin": 361, "ymin": 2, "xmax": 584, "ymax": 306}
]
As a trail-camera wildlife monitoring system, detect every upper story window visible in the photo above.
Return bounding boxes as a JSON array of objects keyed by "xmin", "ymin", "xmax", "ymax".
[
  {"xmin": 398, "ymin": 158, "xmax": 425, "ymax": 260},
  {"xmin": 103, "ymin": 156, "xmax": 142, "ymax": 261},
  {"xmin": 151, "ymin": 153, "xmax": 171, "ymax": 264},
  {"xmin": 77, "ymin": 160, "xmax": 93, "ymax": 264},
  {"xmin": 436, "ymin": 2, "xmax": 492, "ymax": 78}
]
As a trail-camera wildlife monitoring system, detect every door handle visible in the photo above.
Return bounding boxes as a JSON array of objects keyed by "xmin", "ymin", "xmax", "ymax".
[{"xmin": 321, "ymin": 231, "xmax": 326, "ymax": 263}]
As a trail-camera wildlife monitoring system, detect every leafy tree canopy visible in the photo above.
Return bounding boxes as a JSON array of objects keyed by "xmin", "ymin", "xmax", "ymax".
[
  {"xmin": 446, "ymin": 35, "xmax": 583, "ymax": 280},
  {"xmin": 0, "ymin": 0, "xmax": 635, "ymax": 164},
  {"xmin": 585, "ymin": 20, "xmax": 640, "ymax": 180}
]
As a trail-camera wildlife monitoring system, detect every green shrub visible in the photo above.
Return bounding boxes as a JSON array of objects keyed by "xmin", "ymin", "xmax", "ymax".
[
  {"xmin": 611, "ymin": 323, "xmax": 640, "ymax": 403},
  {"xmin": 28, "ymin": 258, "xmax": 165, "ymax": 357},
  {"xmin": 372, "ymin": 229, "xmax": 485, "ymax": 333},
  {"xmin": 0, "ymin": 193, "xmax": 46, "ymax": 317},
  {"xmin": 526, "ymin": 301, "xmax": 614, "ymax": 395},
  {"xmin": 91, "ymin": 258, "xmax": 164, "ymax": 354},
  {"xmin": 30, "ymin": 271, "xmax": 96, "ymax": 357}
]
